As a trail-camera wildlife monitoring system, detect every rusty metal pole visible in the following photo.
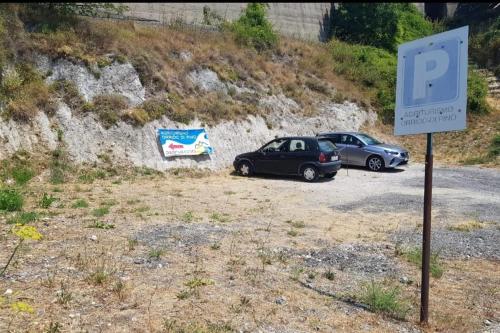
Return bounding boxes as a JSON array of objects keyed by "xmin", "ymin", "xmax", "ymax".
[{"xmin": 420, "ymin": 132, "xmax": 433, "ymax": 323}]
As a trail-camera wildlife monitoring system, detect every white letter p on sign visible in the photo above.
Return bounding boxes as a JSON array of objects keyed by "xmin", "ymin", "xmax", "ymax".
[{"xmin": 412, "ymin": 49, "xmax": 449, "ymax": 100}]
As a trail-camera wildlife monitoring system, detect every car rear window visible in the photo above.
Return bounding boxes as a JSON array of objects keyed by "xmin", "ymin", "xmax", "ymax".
[{"xmin": 318, "ymin": 139, "xmax": 337, "ymax": 152}]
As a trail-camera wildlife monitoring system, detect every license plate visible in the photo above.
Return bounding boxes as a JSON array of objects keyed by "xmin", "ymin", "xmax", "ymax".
[{"xmin": 331, "ymin": 156, "xmax": 338, "ymax": 161}]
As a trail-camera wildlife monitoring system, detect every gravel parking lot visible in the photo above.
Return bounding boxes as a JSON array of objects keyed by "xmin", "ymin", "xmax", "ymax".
[{"xmin": 1, "ymin": 162, "xmax": 498, "ymax": 332}]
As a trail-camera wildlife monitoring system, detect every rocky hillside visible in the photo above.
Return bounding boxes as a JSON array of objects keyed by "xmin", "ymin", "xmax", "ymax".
[{"xmin": 0, "ymin": 4, "xmax": 498, "ymax": 172}]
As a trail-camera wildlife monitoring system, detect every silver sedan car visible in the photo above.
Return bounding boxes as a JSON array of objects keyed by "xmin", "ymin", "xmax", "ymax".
[{"xmin": 316, "ymin": 132, "xmax": 409, "ymax": 171}]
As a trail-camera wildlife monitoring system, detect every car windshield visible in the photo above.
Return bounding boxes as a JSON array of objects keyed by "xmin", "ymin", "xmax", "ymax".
[
  {"xmin": 318, "ymin": 139, "xmax": 337, "ymax": 152},
  {"xmin": 356, "ymin": 134, "xmax": 382, "ymax": 145}
]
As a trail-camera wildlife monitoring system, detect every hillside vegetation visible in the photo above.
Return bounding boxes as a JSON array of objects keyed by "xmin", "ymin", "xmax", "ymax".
[{"xmin": 0, "ymin": 3, "xmax": 497, "ymax": 166}]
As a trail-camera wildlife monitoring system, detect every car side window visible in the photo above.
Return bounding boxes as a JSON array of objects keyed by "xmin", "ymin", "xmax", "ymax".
[
  {"xmin": 341, "ymin": 135, "xmax": 361, "ymax": 146},
  {"xmin": 289, "ymin": 139, "xmax": 309, "ymax": 152},
  {"xmin": 262, "ymin": 139, "xmax": 288, "ymax": 153},
  {"xmin": 331, "ymin": 134, "xmax": 340, "ymax": 144}
]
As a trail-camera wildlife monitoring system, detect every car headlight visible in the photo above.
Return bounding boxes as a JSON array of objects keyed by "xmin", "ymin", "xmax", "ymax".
[{"xmin": 384, "ymin": 150, "xmax": 399, "ymax": 155}]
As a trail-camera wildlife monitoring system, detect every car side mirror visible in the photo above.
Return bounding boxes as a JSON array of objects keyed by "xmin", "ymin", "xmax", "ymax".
[{"xmin": 357, "ymin": 143, "xmax": 364, "ymax": 147}]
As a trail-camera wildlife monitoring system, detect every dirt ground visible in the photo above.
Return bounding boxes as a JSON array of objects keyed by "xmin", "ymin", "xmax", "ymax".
[{"xmin": 0, "ymin": 163, "xmax": 499, "ymax": 333}]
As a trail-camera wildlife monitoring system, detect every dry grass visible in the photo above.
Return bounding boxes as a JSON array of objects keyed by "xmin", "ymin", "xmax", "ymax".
[
  {"xmin": 25, "ymin": 17, "xmax": 369, "ymax": 122},
  {"xmin": 0, "ymin": 168, "xmax": 498, "ymax": 332},
  {"xmin": 448, "ymin": 220, "xmax": 484, "ymax": 232}
]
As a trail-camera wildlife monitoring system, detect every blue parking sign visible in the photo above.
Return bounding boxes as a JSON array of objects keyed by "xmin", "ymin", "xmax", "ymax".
[{"xmin": 395, "ymin": 26, "xmax": 468, "ymax": 135}]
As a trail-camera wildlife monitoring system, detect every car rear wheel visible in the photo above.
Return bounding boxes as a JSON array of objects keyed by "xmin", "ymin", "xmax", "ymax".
[
  {"xmin": 367, "ymin": 155, "xmax": 384, "ymax": 172},
  {"xmin": 301, "ymin": 165, "xmax": 319, "ymax": 182},
  {"xmin": 324, "ymin": 172, "xmax": 337, "ymax": 179},
  {"xmin": 238, "ymin": 161, "xmax": 253, "ymax": 177}
]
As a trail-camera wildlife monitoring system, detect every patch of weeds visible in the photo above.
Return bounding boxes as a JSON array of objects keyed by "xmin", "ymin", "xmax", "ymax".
[
  {"xmin": 52, "ymin": 187, "xmax": 63, "ymax": 193},
  {"xmin": 257, "ymin": 248, "xmax": 273, "ymax": 267},
  {"xmin": 210, "ymin": 212, "xmax": 230, "ymax": 223},
  {"xmin": 176, "ymin": 289, "xmax": 193, "ymax": 300},
  {"xmin": 84, "ymin": 94, "xmax": 129, "ymax": 129},
  {"xmin": 359, "ymin": 281, "xmax": 410, "ymax": 320},
  {"xmin": 307, "ymin": 271, "xmax": 317, "ymax": 280},
  {"xmin": 111, "ymin": 179, "xmax": 122, "ymax": 185},
  {"xmin": 127, "ymin": 238, "xmax": 138, "ymax": 251},
  {"xmin": 126, "ymin": 199, "xmax": 140, "ymax": 205},
  {"xmin": 0, "ymin": 188, "xmax": 23, "ymax": 211},
  {"xmin": 87, "ymin": 269, "xmax": 109, "ymax": 285},
  {"xmin": 72, "ymin": 199, "xmax": 88, "ymax": 208},
  {"xmin": 400, "ymin": 246, "xmax": 444, "ymax": 278},
  {"xmin": 448, "ymin": 220, "xmax": 484, "ymax": 232},
  {"xmin": 290, "ymin": 267, "xmax": 304, "ymax": 281},
  {"xmin": 181, "ymin": 211, "xmax": 195, "ymax": 223},
  {"xmin": 78, "ymin": 169, "xmax": 107, "ymax": 184},
  {"xmin": 148, "ymin": 248, "xmax": 164, "ymax": 260},
  {"xmin": 39, "ymin": 192, "xmax": 58, "ymax": 208},
  {"xmin": 323, "ymin": 268, "xmax": 336, "ymax": 281},
  {"xmin": 135, "ymin": 206, "xmax": 150, "ymax": 213},
  {"xmin": 50, "ymin": 148, "xmax": 69, "ymax": 184},
  {"xmin": 87, "ymin": 220, "xmax": 115, "ymax": 230},
  {"xmin": 100, "ymin": 199, "xmax": 118, "ymax": 207},
  {"xmin": 112, "ymin": 280, "xmax": 127, "ymax": 300},
  {"xmin": 12, "ymin": 166, "xmax": 35, "ymax": 186},
  {"xmin": 287, "ymin": 228, "xmax": 298, "ymax": 237},
  {"xmin": 163, "ymin": 319, "xmax": 233, "ymax": 332},
  {"xmin": 184, "ymin": 277, "xmax": 214, "ymax": 289},
  {"xmin": 290, "ymin": 220, "xmax": 305, "ymax": 228},
  {"xmin": 210, "ymin": 242, "xmax": 221, "ymax": 250},
  {"xmin": 56, "ymin": 282, "xmax": 72, "ymax": 305},
  {"xmin": 7, "ymin": 211, "xmax": 39, "ymax": 225},
  {"xmin": 92, "ymin": 206, "xmax": 110, "ymax": 217},
  {"xmin": 224, "ymin": 190, "xmax": 236, "ymax": 195},
  {"xmin": 45, "ymin": 322, "xmax": 63, "ymax": 333}
]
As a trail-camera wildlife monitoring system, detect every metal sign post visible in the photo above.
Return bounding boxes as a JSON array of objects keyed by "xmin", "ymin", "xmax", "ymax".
[
  {"xmin": 394, "ymin": 26, "xmax": 468, "ymax": 324},
  {"xmin": 421, "ymin": 132, "xmax": 433, "ymax": 322}
]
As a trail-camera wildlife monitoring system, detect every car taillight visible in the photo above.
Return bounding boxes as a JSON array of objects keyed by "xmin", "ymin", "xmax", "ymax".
[{"xmin": 319, "ymin": 152, "xmax": 326, "ymax": 163}]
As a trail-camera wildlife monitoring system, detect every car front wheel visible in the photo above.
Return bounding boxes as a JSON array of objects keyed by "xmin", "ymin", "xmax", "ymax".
[
  {"xmin": 367, "ymin": 156, "xmax": 384, "ymax": 172},
  {"xmin": 302, "ymin": 166, "xmax": 319, "ymax": 182},
  {"xmin": 237, "ymin": 161, "xmax": 253, "ymax": 177},
  {"xmin": 324, "ymin": 172, "xmax": 337, "ymax": 179}
]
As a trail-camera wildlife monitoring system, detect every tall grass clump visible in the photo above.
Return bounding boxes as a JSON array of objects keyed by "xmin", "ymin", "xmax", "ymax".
[
  {"xmin": 401, "ymin": 246, "xmax": 444, "ymax": 278},
  {"xmin": 360, "ymin": 281, "xmax": 410, "ymax": 319},
  {"xmin": 0, "ymin": 188, "xmax": 23, "ymax": 211}
]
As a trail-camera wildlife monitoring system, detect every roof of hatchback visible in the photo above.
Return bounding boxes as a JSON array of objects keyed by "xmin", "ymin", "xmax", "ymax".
[
  {"xmin": 317, "ymin": 131, "xmax": 362, "ymax": 136},
  {"xmin": 275, "ymin": 136, "xmax": 318, "ymax": 140}
]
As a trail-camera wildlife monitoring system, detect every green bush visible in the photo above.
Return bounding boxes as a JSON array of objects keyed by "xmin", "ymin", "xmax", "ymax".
[
  {"xmin": 0, "ymin": 188, "xmax": 23, "ymax": 211},
  {"xmin": 360, "ymin": 281, "xmax": 410, "ymax": 319},
  {"xmin": 230, "ymin": 3, "xmax": 278, "ymax": 51},
  {"xmin": 50, "ymin": 79, "xmax": 85, "ymax": 112},
  {"xmin": 7, "ymin": 211, "xmax": 38, "ymax": 225},
  {"xmin": 489, "ymin": 135, "xmax": 500, "ymax": 158},
  {"xmin": 1, "ymin": 63, "xmax": 56, "ymax": 121},
  {"xmin": 12, "ymin": 167, "xmax": 34, "ymax": 186},
  {"xmin": 467, "ymin": 70, "xmax": 491, "ymax": 115},
  {"xmin": 85, "ymin": 94, "xmax": 129, "ymax": 128},
  {"xmin": 327, "ymin": 39, "xmax": 397, "ymax": 122},
  {"xmin": 39, "ymin": 192, "xmax": 57, "ymax": 208},
  {"xmin": 331, "ymin": 3, "xmax": 434, "ymax": 52}
]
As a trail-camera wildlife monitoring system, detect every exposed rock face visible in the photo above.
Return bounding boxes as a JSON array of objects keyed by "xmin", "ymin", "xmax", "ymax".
[
  {"xmin": 37, "ymin": 55, "xmax": 145, "ymax": 106},
  {"xmin": 0, "ymin": 56, "xmax": 377, "ymax": 170},
  {"xmin": 188, "ymin": 68, "xmax": 227, "ymax": 94}
]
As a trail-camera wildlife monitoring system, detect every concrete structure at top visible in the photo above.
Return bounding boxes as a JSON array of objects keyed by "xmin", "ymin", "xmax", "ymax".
[{"xmin": 119, "ymin": 3, "xmax": 459, "ymax": 42}]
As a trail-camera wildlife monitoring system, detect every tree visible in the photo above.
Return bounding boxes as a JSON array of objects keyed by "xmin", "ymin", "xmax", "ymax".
[
  {"xmin": 331, "ymin": 3, "xmax": 434, "ymax": 52},
  {"xmin": 231, "ymin": 3, "xmax": 278, "ymax": 51}
]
